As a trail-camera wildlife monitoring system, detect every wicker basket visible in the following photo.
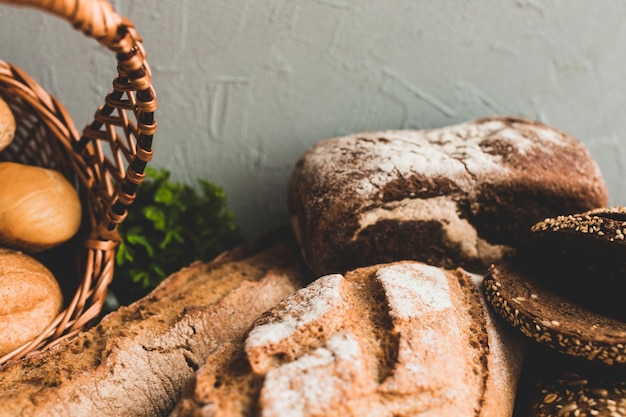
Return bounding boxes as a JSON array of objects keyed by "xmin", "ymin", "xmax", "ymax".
[{"xmin": 0, "ymin": 0, "xmax": 156, "ymax": 365}]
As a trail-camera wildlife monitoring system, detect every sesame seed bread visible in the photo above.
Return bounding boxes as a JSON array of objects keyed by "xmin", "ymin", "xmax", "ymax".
[
  {"xmin": 524, "ymin": 206, "xmax": 626, "ymax": 320},
  {"xmin": 520, "ymin": 355, "xmax": 626, "ymax": 417},
  {"xmin": 172, "ymin": 261, "xmax": 525, "ymax": 417},
  {"xmin": 483, "ymin": 262, "xmax": 626, "ymax": 367},
  {"xmin": 513, "ymin": 345, "xmax": 626, "ymax": 417},
  {"xmin": 529, "ymin": 372, "xmax": 626, "ymax": 417},
  {"xmin": 0, "ymin": 229, "xmax": 313, "ymax": 417},
  {"xmin": 532, "ymin": 206, "xmax": 626, "ymax": 243},
  {"xmin": 288, "ymin": 116, "xmax": 608, "ymax": 276}
]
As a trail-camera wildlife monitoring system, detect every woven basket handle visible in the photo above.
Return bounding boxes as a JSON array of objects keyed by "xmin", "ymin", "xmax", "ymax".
[
  {"xmin": 0, "ymin": 0, "xmax": 157, "ymax": 366},
  {"xmin": 0, "ymin": 0, "xmax": 129, "ymax": 49},
  {"xmin": 1, "ymin": 0, "xmax": 156, "ymax": 240}
]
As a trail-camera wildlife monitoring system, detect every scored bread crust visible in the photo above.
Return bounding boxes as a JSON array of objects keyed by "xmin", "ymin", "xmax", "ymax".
[
  {"xmin": 288, "ymin": 116, "xmax": 608, "ymax": 276},
  {"xmin": 172, "ymin": 261, "xmax": 524, "ymax": 417},
  {"xmin": 0, "ymin": 229, "xmax": 313, "ymax": 417}
]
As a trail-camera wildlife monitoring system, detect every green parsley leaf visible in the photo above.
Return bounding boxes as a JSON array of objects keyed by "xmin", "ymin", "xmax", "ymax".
[{"xmin": 110, "ymin": 167, "xmax": 244, "ymax": 305}]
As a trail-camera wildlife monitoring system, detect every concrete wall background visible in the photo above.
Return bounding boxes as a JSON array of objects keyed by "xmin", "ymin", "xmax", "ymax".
[{"xmin": 1, "ymin": 0, "xmax": 626, "ymax": 239}]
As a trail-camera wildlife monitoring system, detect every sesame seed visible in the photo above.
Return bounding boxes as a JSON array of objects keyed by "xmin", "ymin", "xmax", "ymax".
[
  {"xmin": 561, "ymin": 402, "xmax": 579, "ymax": 414},
  {"xmin": 591, "ymin": 388, "xmax": 609, "ymax": 398},
  {"xmin": 545, "ymin": 393, "xmax": 558, "ymax": 403},
  {"xmin": 569, "ymin": 379, "xmax": 588, "ymax": 387}
]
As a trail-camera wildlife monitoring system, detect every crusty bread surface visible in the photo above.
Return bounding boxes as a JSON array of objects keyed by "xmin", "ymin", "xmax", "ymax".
[
  {"xmin": 0, "ymin": 229, "xmax": 313, "ymax": 417},
  {"xmin": 172, "ymin": 261, "xmax": 525, "ymax": 417},
  {"xmin": 288, "ymin": 116, "xmax": 608, "ymax": 276}
]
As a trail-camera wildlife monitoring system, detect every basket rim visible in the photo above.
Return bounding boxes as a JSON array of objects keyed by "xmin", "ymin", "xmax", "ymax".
[{"xmin": 0, "ymin": 0, "xmax": 157, "ymax": 366}]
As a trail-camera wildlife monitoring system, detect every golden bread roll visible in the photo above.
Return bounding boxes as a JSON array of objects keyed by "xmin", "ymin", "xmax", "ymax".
[
  {"xmin": 0, "ymin": 162, "xmax": 82, "ymax": 252},
  {"xmin": 0, "ymin": 247, "xmax": 63, "ymax": 357},
  {"xmin": 0, "ymin": 96, "xmax": 15, "ymax": 152}
]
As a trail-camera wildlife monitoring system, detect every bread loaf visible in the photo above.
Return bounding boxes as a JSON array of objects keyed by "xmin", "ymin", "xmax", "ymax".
[
  {"xmin": 0, "ymin": 229, "xmax": 313, "ymax": 417},
  {"xmin": 525, "ymin": 206, "xmax": 626, "ymax": 320},
  {"xmin": 172, "ymin": 261, "xmax": 525, "ymax": 417},
  {"xmin": 288, "ymin": 116, "xmax": 608, "ymax": 276},
  {"xmin": 0, "ymin": 247, "xmax": 62, "ymax": 357},
  {"xmin": 483, "ymin": 261, "xmax": 626, "ymax": 367},
  {"xmin": 0, "ymin": 95, "xmax": 15, "ymax": 152}
]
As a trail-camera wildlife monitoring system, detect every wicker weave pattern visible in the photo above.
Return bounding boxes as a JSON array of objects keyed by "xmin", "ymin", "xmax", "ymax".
[{"xmin": 0, "ymin": 0, "xmax": 156, "ymax": 365}]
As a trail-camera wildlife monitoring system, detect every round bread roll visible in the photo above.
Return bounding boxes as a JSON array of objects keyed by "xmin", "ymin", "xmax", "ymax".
[
  {"xmin": 525, "ymin": 206, "xmax": 626, "ymax": 320},
  {"xmin": 0, "ymin": 247, "xmax": 63, "ymax": 357},
  {"xmin": 288, "ymin": 116, "xmax": 608, "ymax": 276},
  {"xmin": 0, "ymin": 95, "xmax": 15, "ymax": 152},
  {"xmin": 0, "ymin": 162, "xmax": 82, "ymax": 252},
  {"xmin": 483, "ymin": 262, "xmax": 626, "ymax": 367}
]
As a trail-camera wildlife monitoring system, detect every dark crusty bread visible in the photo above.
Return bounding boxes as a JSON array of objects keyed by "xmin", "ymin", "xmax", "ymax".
[
  {"xmin": 288, "ymin": 116, "xmax": 608, "ymax": 276},
  {"xmin": 0, "ymin": 229, "xmax": 313, "ymax": 417},
  {"xmin": 529, "ymin": 372, "xmax": 626, "ymax": 417},
  {"xmin": 513, "ymin": 345, "xmax": 626, "ymax": 417},
  {"xmin": 483, "ymin": 262, "xmax": 626, "ymax": 367},
  {"xmin": 525, "ymin": 206, "xmax": 626, "ymax": 320},
  {"xmin": 172, "ymin": 261, "xmax": 524, "ymax": 417}
]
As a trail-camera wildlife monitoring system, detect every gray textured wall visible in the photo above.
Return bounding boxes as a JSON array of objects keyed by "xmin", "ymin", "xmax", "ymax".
[{"xmin": 1, "ymin": 1, "xmax": 626, "ymax": 239}]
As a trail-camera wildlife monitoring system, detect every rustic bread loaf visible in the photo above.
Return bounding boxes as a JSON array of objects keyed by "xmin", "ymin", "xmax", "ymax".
[
  {"xmin": 0, "ymin": 229, "xmax": 313, "ymax": 417},
  {"xmin": 172, "ymin": 261, "xmax": 524, "ymax": 417},
  {"xmin": 288, "ymin": 116, "xmax": 608, "ymax": 276}
]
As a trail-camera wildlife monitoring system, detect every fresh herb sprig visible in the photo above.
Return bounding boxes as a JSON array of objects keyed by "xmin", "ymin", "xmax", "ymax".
[{"xmin": 111, "ymin": 167, "xmax": 244, "ymax": 305}]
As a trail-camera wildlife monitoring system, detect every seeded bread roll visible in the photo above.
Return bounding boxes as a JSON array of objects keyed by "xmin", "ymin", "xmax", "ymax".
[
  {"xmin": 514, "ymin": 346, "xmax": 626, "ymax": 417},
  {"xmin": 172, "ymin": 261, "xmax": 524, "ymax": 417},
  {"xmin": 525, "ymin": 206, "xmax": 626, "ymax": 320},
  {"xmin": 529, "ymin": 372, "xmax": 626, "ymax": 417},
  {"xmin": 288, "ymin": 116, "xmax": 608, "ymax": 276},
  {"xmin": 0, "ymin": 96, "xmax": 15, "ymax": 152},
  {"xmin": 483, "ymin": 262, "xmax": 626, "ymax": 367}
]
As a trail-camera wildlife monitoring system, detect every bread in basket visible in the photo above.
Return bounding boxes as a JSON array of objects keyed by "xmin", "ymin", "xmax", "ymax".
[{"xmin": 0, "ymin": 0, "xmax": 157, "ymax": 365}]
